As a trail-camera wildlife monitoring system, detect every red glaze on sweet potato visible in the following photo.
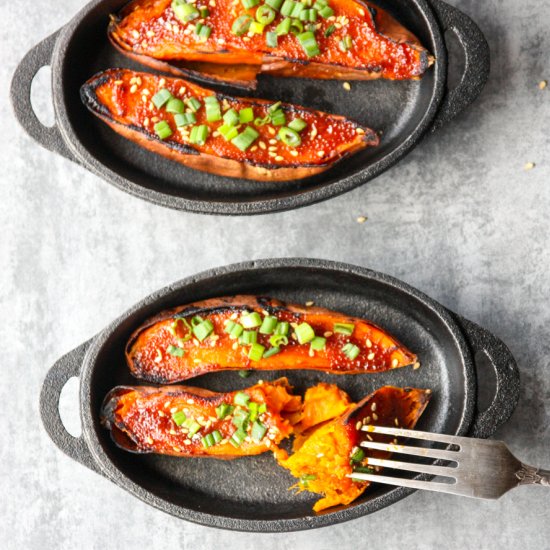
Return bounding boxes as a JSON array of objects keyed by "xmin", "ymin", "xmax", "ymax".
[
  {"xmin": 81, "ymin": 69, "xmax": 377, "ymax": 180},
  {"xmin": 126, "ymin": 295, "xmax": 417, "ymax": 383},
  {"xmin": 101, "ymin": 378, "xmax": 301, "ymax": 456},
  {"xmin": 108, "ymin": 0, "xmax": 433, "ymax": 89},
  {"xmin": 275, "ymin": 386, "xmax": 431, "ymax": 511}
]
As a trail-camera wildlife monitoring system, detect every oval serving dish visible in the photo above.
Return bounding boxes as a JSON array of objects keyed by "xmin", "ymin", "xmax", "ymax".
[
  {"xmin": 40, "ymin": 258, "xmax": 519, "ymax": 531},
  {"xmin": 11, "ymin": 0, "xmax": 489, "ymax": 215}
]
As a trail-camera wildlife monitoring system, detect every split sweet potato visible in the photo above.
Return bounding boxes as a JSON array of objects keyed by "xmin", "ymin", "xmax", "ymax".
[
  {"xmin": 81, "ymin": 69, "xmax": 377, "ymax": 180},
  {"xmin": 108, "ymin": 0, "xmax": 433, "ymax": 89},
  {"xmin": 125, "ymin": 295, "xmax": 417, "ymax": 383}
]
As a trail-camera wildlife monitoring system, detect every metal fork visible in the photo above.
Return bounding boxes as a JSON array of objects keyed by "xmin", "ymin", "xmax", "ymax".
[{"xmin": 349, "ymin": 426, "xmax": 550, "ymax": 499}]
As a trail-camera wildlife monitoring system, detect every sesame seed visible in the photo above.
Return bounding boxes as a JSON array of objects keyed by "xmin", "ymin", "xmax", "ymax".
[
  {"xmin": 413, "ymin": 362, "xmax": 421, "ymax": 370},
  {"xmin": 356, "ymin": 127, "xmax": 365, "ymax": 134},
  {"xmin": 372, "ymin": 413, "xmax": 378, "ymax": 421},
  {"xmin": 366, "ymin": 434, "xmax": 373, "ymax": 441},
  {"xmin": 269, "ymin": 139, "xmax": 277, "ymax": 145},
  {"xmin": 173, "ymin": 446, "xmax": 181, "ymax": 452},
  {"xmin": 130, "ymin": 84, "xmax": 138, "ymax": 93},
  {"xmin": 259, "ymin": 141, "xmax": 267, "ymax": 149},
  {"xmin": 243, "ymin": 36, "xmax": 251, "ymax": 41},
  {"xmin": 268, "ymin": 145, "xmax": 277, "ymax": 151},
  {"xmin": 232, "ymin": 342, "xmax": 238, "ymax": 350},
  {"xmin": 391, "ymin": 358, "xmax": 399, "ymax": 368},
  {"xmin": 367, "ymin": 352, "xmax": 375, "ymax": 360},
  {"xmin": 357, "ymin": 216, "xmax": 367, "ymax": 223},
  {"xmin": 169, "ymin": 429, "xmax": 177, "ymax": 435},
  {"xmin": 184, "ymin": 439, "xmax": 191, "ymax": 445},
  {"xmin": 317, "ymin": 150, "xmax": 325, "ymax": 157},
  {"xmin": 151, "ymin": 116, "xmax": 159, "ymax": 123},
  {"xmin": 158, "ymin": 411, "xmax": 165, "ymax": 417},
  {"xmin": 141, "ymin": 40, "xmax": 148, "ymax": 48},
  {"xmin": 170, "ymin": 407, "xmax": 178, "ymax": 413},
  {"xmin": 355, "ymin": 421, "xmax": 362, "ymax": 430},
  {"xmin": 290, "ymin": 150, "xmax": 298, "ymax": 157},
  {"xmin": 358, "ymin": 8, "xmax": 365, "ymax": 15},
  {"xmin": 268, "ymin": 127, "xmax": 276, "ymax": 135},
  {"xmin": 316, "ymin": 453, "xmax": 324, "ymax": 458},
  {"xmin": 524, "ymin": 162, "xmax": 535, "ymax": 171},
  {"xmin": 366, "ymin": 339, "xmax": 372, "ymax": 348},
  {"xmin": 250, "ymin": 145, "xmax": 258, "ymax": 152},
  {"xmin": 132, "ymin": 30, "xmax": 140, "ymax": 38},
  {"xmin": 146, "ymin": 30, "xmax": 155, "ymax": 37},
  {"xmin": 187, "ymin": 399, "xmax": 195, "ymax": 404},
  {"xmin": 539, "ymin": 80, "xmax": 547, "ymax": 90},
  {"xmin": 268, "ymin": 151, "xmax": 277, "ymax": 158},
  {"xmin": 324, "ymin": 331, "xmax": 333, "ymax": 338},
  {"xmin": 394, "ymin": 417, "xmax": 399, "ymax": 426},
  {"xmin": 363, "ymin": 416, "xmax": 370, "ymax": 424},
  {"xmin": 144, "ymin": 117, "xmax": 150, "ymax": 126},
  {"xmin": 147, "ymin": 437, "xmax": 154, "ymax": 444},
  {"xmin": 343, "ymin": 82, "xmax": 351, "ymax": 91},
  {"xmin": 275, "ymin": 155, "xmax": 284, "ymax": 161},
  {"xmin": 305, "ymin": 301, "xmax": 314, "ymax": 306},
  {"xmin": 164, "ymin": 401, "xmax": 171, "ymax": 408},
  {"xmin": 159, "ymin": 78, "xmax": 166, "ymax": 86},
  {"xmin": 371, "ymin": 402, "xmax": 377, "ymax": 412},
  {"xmin": 114, "ymin": 80, "xmax": 123, "ymax": 85}
]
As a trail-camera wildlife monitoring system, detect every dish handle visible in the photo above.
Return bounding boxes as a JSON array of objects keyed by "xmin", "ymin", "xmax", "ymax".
[
  {"xmin": 10, "ymin": 30, "xmax": 77, "ymax": 162},
  {"xmin": 454, "ymin": 315, "xmax": 520, "ymax": 439},
  {"xmin": 40, "ymin": 340, "xmax": 102, "ymax": 474},
  {"xmin": 428, "ymin": 0, "xmax": 490, "ymax": 131}
]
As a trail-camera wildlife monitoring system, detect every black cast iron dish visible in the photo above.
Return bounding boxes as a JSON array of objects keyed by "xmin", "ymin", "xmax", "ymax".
[
  {"xmin": 12, "ymin": 0, "xmax": 489, "ymax": 215},
  {"xmin": 40, "ymin": 258, "xmax": 519, "ymax": 531}
]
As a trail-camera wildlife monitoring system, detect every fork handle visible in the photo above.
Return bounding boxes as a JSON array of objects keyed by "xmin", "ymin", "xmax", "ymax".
[{"xmin": 516, "ymin": 464, "xmax": 550, "ymax": 487}]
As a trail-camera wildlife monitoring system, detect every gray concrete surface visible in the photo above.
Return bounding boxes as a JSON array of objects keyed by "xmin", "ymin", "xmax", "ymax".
[{"xmin": 2, "ymin": 0, "xmax": 549, "ymax": 547}]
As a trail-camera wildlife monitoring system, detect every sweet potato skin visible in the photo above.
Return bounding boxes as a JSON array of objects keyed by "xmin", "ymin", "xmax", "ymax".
[
  {"xmin": 275, "ymin": 386, "xmax": 431, "ymax": 511},
  {"xmin": 126, "ymin": 295, "xmax": 417, "ymax": 383},
  {"xmin": 81, "ymin": 69, "xmax": 377, "ymax": 181},
  {"xmin": 108, "ymin": 0, "xmax": 433, "ymax": 89},
  {"xmin": 101, "ymin": 378, "xmax": 301, "ymax": 457}
]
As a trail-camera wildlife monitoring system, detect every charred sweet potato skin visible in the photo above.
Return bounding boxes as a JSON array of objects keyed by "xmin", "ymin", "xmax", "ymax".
[
  {"xmin": 126, "ymin": 295, "xmax": 417, "ymax": 383},
  {"xmin": 108, "ymin": 0, "xmax": 433, "ymax": 89},
  {"xmin": 275, "ymin": 386, "xmax": 431, "ymax": 511},
  {"xmin": 101, "ymin": 378, "xmax": 301, "ymax": 457},
  {"xmin": 81, "ymin": 69, "xmax": 377, "ymax": 180}
]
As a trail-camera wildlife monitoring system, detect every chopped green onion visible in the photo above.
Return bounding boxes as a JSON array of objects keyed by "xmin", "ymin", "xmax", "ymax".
[
  {"xmin": 249, "ymin": 21, "xmax": 266, "ymax": 34},
  {"xmin": 218, "ymin": 124, "xmax": 240, "ymax": 141},
  {"xmin": 231, "ymin": 126, "xmax": 259, "ymax": 151},
  {"xmin": 301, "ymin": 473, "xmax": 317, "ymax": 481},
  {"xmin": 342, "ymin": 342, "xmax": 360, "ymax": 360},
  {"xmin": 278, "ymin": 126, "xmax": 301, "ymax": 146},
  {"xmin": 275, "ymin": 321, "xmax": 290, "ymax": 336},
  {"xmin": 324, "ymin": 24, "xmax": 336, "ymax": 37},
  {"xmin": 202, "ymin": 433, "xmax": 215, "ymax": 447},
  {"xmin": 259, "ymin": 316, "xmax": 278, "ymax": 334},
  {"xmin": 239, "ymin": 107, "xmax": 255, "ymax": 124},
  {"xmin": 154, "ymin": 120, "xmax": 173, "ymax": 140},
  {"xmin": 276, "ymin": 17, "xmax": 292, "ymax": 35},
  {"xmin": 310, "ymin": 336, "xmax": 326, "ymax": 351},
  {"xmin": 280, "ymin": 0, "xmax": 295, "ymax": 17},
  {"xmin": 212, "ymin": 430, "xmax": 223, "ymax": 444},
  {"xmin": 318, "ymin": 5, "xmax": 333, "ymax": 17},
  {"xmin": 234, "ymin": 392, "xmax": 251, "ymax": 407},
  {"xmin": 200, "ymin": 6, "xmax": 210, "ymax": 17},
  {"xmin": 240, "ymin": 330, "xmax": 258, "ymax": 345},
  {"xmin": 270, "ymin": 109, "xmax": 286, "ymax": 126},
  {"xmin": 339, "ymin": 35, "xmax": 353, "ymax": 52},
  {"xmin": 256, "ymin": 4, "xmax": 276, "ymax": 24},
  {"xmin": 167, "ymin": 345, "xmax": 185, "ymax": 357},
  {"xmin": 269, "ymin": 334, "xmax": 288, "ymax": 347},
  {"xmin": 350, "ymin": 466, "xmax": 374, "ymax": 481},
  {"xmin": 334, "ymin": 322, "xmax": 355, "ymax": 336},
  {"xmin": 288, "ymin": 118, "xmax": 307, "ymax": 132},
  {"xmin": 266, "ymin": 31, "xmax": 278, "ymax": 48},
  {"xmin": 263, "ymin": 346, "xmax": 281, "ymax": 358},
  {"xmin": 229, "ymin": 428, "xmax": 247, "ymax": 447},
  {"xmin": 229, "ymin": 323, "xmax": 244, "ymax": 339},
  {"xmin": 251, "ymin": 420, "xmax": 268, "ymax": 441},
  {"xmin": 299, "ymin": 8, "xmax": 316, "ymax": 21},
  {"xmin": 232, "ymin": 407, "xmax": 250, "ymax": 427},
  {"xmin": 192, "ymin": 318, "xmax": 214, "ymax": 340},
  {"xmin": 174, "ymin": 112, "xmax": 196, "ymax": 127},
  {"xmin": 232, "ymin": 14, "xmax": 253, "ymax": 35},
  {"xmin": 223, "ymin": 108, "xmax": 240, "ymax": 126},
  {"xmin": 295, "ymin": 322, "xmax": 315, "ymax": 344},
  {"xmin": 166, "ymin": 98, "xmax": 185, "ymax": 114},
  {"xmin": 198, "ymin": 24, "xmax": 212, "ymax": 39},
  {"xmin": 266, "ymin": 0, "xmax": 284, "ymax": 10},
  {"xmin": 172, "ymin": 410, "xmax": 187, "ymax": 426},
  {"xmin": 289, "ymin": 18, "xmax": 304, "ymax": 34},
  {"xmin": 241, "ymin": 0, "xmax": 259, "ymax": 7},
  {"xmin": 258, "ymin": 403, "xmax": 267, "ymax": 414},
  {"xmin": 268, "ymin": 101, "xmax": 282, "ymax": 114},
  {"xmin": 255, "ymin": 115, "xmax": 271, "ymax": 126},
  {"xmin": 172, "ymin": 0, "xmax": 200, "ymax": 22},
  {"xmin": 350, "ymin": 447, "xmax": 365, "ymax": 463},
  {"xmin": 238, "ymin": 370, "xmax": 251, "ymax": 378},
  {"xmin": 297, "ymin": 31, "xmax": 320, "ymax": 57},
  {"xmin": 248, "ymin": 402, "xmax": 259, "ymax": 421},
  {"xmin": 248, "ymin": 343, "xmax": 265, "ymax": 361},
  {"xmin": 189, "ymin": 124, "xmax": 209, "ymax": 145},
  {"xmin": 312, "ymin": 0, "xmax": 327, "ymax": 9},
  {"xmin": 191, "ymin": 316, "xmax": 203, "ymax": 326},
  {"xmin": 183, "ymin": 418, "xmax": 201, "ymax": 437},
  {"xmin": 204, "ymin": 95, "xmax": 222, "ymax": 121},
  {"xmin": 216, "ymin": 403, "xmax": 234, "ymax": 419},
  {"xmin": 224, "ymin": 320, "xmax": 236, "ymax": 333},
  {"xmin": 290, "ymin": 2, "xmax": 305, "ymax": 18},
  {"xmin": 194, "ymin": 22, "xmax": 204, "ymax": 35},
  {"xmin": 242, "ymin": 311, "xmax": 262, "ymax": 328},
  {"xmin": 186, "ymin": 97, "xmax": 202, "ymax": 112}
]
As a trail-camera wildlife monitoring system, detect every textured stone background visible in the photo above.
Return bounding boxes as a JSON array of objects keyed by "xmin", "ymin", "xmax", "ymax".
[{"xmin": 2, "ymin": 0, "xmax": 549, "ymax": 547}]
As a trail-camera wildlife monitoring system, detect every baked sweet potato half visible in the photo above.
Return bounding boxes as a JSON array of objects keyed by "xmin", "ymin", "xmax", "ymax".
[
  {"xmin": 81, "ymin": 69, "xmax": 378, "ymax": 181},
  {"xmin": 108, "ymin": 0, "xmax": 434, "ymax": 89},
  {"xmin": 275, "ymin": 385, "xmax": 431, "ymax": 511},
  {"xmin": 101, "ymin": 377, "xmax": 301, "ymax": 456},
  {"xmin": 126, "ymin": 295, "xmax": 417, "ymax": 383}
]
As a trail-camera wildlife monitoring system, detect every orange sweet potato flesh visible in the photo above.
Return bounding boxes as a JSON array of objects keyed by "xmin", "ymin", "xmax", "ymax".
[
  {"xmin": 101, "ymin": 377, "xmax": 301, "ymax": 457},
  {"xmin": 275, "ymin": 386, "xmax": 431, "ymax": 511},
  {"xmin": 126, "ymin": 295, "xmax": 417, "ymax": 383},
  {"xmin": 108, "ymin": 0, "xmax": 434, "ymax": 89},
  {"xmin": 81, "ymin": 69, "xmax": 377, "ymax": 181}
]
